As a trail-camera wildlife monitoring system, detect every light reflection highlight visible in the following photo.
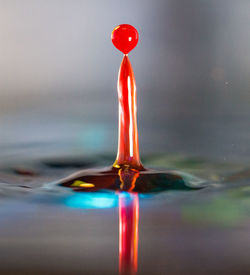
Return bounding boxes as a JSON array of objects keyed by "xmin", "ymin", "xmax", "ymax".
[{"xmin": 64, "ymin": 193, "xmax": 118, "ymax": 209}]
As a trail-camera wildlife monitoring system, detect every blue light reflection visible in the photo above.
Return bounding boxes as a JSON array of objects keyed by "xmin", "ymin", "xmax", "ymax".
[{"xmin": 64, "ymin": 192, "xmax": 118, "ymax": 209}]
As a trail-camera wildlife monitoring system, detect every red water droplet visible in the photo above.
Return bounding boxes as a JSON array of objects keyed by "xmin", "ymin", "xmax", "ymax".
[{"xmin": 111, "ymin": 24, "xmax": 139, "ymax": 54}]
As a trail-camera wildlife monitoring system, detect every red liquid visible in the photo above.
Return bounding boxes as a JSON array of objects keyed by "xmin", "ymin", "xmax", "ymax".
[
  {"xmin": 119, "ymin": 193, "xmax": 139, "ymax": 275},
  {"xmin": 59, "ymin": 24, "xmax": 203, "ymax": 192},
  {"xmin": 60, "ymin": 24, "xmax": 146, "ymax": 191},
  {"xmin": 111, "ymin": 24, "xmax": 143, "ymax": 170},
  {"xmin": 113, "ymin": 55, "xmax": 144, "ymax": 171},
  {"xmin": 111, "ymin": 24, "xmax": 139, "ymax": 54}
]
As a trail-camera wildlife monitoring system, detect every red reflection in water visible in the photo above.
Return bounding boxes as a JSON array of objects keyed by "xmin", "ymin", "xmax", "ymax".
[{"xmin": 119, "ymin": 193, "xmax": 139, "ymax": 274}]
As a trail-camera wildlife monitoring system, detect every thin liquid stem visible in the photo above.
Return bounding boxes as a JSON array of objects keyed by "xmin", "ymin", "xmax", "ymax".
[{"xmin": 113, "ymin": 55, "xmax": 144, "ymax": 171}]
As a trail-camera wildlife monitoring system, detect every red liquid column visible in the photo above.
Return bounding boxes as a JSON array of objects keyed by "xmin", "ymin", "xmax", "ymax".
[
  {"xmin": 112, "ymin": 24, "xmax": 144, "ymax": 171},
  {"xmin": 119, "ymin": 193, "xmax": 139, "ymax": 274},
  {"xmin": 114, "ymin": 56, "xmax": 143, "ymax": 170}
]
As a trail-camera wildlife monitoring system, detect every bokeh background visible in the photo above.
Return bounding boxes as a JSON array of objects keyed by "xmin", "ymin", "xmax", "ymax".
[{"xmin": 1, "ymin": 0, "xmax": 250, "ymax": 163}]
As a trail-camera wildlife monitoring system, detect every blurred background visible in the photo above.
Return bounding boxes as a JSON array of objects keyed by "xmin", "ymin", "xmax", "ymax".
[{"xmin": 1, "ymin": 0, "xmax": 250, "ymax": 163}]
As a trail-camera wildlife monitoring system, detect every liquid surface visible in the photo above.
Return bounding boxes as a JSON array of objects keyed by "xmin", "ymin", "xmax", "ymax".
[
  {"xmin": 0, "ymin": 153, "xmax": 250, "ymax": 274},
  {"xmin": 59, "ymin": 166, "xmax": 206, "ymax": 193}
]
